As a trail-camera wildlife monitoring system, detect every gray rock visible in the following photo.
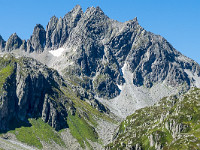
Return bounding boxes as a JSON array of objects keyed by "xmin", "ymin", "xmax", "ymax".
[
  {"xmin": 0, "ymin": 35, "xmax": 5, "ymax": 51},
  {"xmin": 2, "ymin": 5, "xmax": 198, "ymax": 102},
  {"xmin": 51, "ymin": 6, "xmax": 200, "ymax": 99},
  {"xmin": 45, "ymin": 16, "xmax": 59, "ymax": 49},
  {"xmin": 0, "ymin": 56, "xmax": 73, "ymax": 131},
  {"xmin": 26, "ymin": 39, "xmax": 33, "ymax": 52},
  {"xmin": 5, "ymin": 33, "xmax": 22, "ymax": 52},
  {"xmin": 28, "ymin": 24, "xmax": 46, "ymax": 53},
  {"xmin": 45, "ymin": 5, "xmax": 83, "ymax": 50},
  {"xmin": 19, "ymin": 40, "xmax": 27, "ymax": 51}
]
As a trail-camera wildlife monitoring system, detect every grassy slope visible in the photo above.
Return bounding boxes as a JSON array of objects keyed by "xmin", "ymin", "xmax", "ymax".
[
  {"xmin": 0, "ymin": 56, "xmax": 15, "ymax": 93},
  {"xmin": 9, "ymin": 118, "xmax": 65, "ymax": 149},
  {"xmin": 107, "ymin": 88, "xmax": 200, "ymax": 150},
  {"xmin": 62, "ymin": 86, "xmax": 116, "ymax": 149},
  {"xmin": 9, "ymin": 85, "xmax": 115, "ymax": 149}
]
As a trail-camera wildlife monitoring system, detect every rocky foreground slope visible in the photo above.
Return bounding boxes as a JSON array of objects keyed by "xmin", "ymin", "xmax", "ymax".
[
  {"xmin": 107, "ymin": 88, "xmax": 200, "ymax": 150},
  {"xmin": 0, "ymin": 5, "xmax": 200, "ymax": 150}
]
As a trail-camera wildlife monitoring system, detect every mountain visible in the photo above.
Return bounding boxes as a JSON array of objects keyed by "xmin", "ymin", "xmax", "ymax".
[
  {"xmin": 0, "ymin": 5, "xmax": 200, "ymax": 150},
  {"xmin": 107, "ymin": 88, "xmax": 200, "ymax": 150},
  {"xmin": 38, "ymin": 5, "xmax": 200, "ymax": 118}
]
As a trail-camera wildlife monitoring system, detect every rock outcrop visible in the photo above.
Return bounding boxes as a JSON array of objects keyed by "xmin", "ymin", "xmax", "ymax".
[
  {"xmin": 45, "ymin": 5, "xmax": 83, "ymax": 49},
  {"xmin": 27, "ymin": 24, "xmax": 46, "ymax": 53},
  {"xmin": 5, "ymin": 33, "xmax": 22, "ymax": 52},
  {"xmin": 0, "ymin": 55, "xmax": 73, "ymax": 131},
  {"xmin": 0, "ymin": 35, "xmax": 5, "ymax": 51},
  {"xmin": 19, "ymin": 40, "xmax": 27, "ymax": 51}
]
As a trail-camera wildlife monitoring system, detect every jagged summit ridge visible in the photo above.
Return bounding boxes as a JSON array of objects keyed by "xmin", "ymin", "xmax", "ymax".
[{"xmin": 0, "ymin": 5, "xmax": 132, "ymax": 53}]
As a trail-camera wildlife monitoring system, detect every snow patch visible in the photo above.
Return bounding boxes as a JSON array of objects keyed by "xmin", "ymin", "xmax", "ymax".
[
  {"xmin": 117, "ymin": 84, "xmax": 123, "ymax": 91},
  {"xmin": 49, "ymin": 47, "xmax": 65, "ymax": 57}
]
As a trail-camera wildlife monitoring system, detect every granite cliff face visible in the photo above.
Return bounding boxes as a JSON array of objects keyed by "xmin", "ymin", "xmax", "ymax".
[
  {"xmin": 0, "ymin": 54, "xmax": 112, "ymax": 149},
  {"xmin": 40, "ymin": 6, "xmax": 200, "ymax": 118},
  {"xmin": 42, "ymin": 6, "xmax": 200, "ymax": 102},
  {"xmin": 0, "ymin": 55, "xmax": 73, "ymax": 131},
  {"xmin": 1, "ymin": 6, "xmax": 199, "ymax": 99}
]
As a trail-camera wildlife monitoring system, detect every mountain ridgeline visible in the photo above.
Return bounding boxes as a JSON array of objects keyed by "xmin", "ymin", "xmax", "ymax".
[
  {"xmin": 1, "ymin": 5, "xmax": 200, "ymax": 100},
  {"xmin": 0, "ymin": 5, "xmax": 200, "ymax": 150}
]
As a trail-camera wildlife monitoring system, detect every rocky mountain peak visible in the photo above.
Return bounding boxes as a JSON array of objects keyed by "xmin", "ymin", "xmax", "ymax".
[
  {"xmin": 5, "ymin": 33, "xmax": 22, "ymax": 52},
  {"xmin": 84, "ymin": 6, "xmax": 107, "ymax": 19},
  {"xmin": 70, "ymin": 4, "xmax": 83, "ymax": 15},
  {"xmin": 48, "ymin": 16, "xmax": 59, "ymax": 28},
  {"xmin": 0, "ymin": 5, "xmax": 200, "ymax": 117},
  {"xmin": 1, "ymin": 5, "xmax": 200, "ymax": 149},
  {"xmin": 126, "ymin": 17, "xmax": 138, "ymax": 26},
  {"xmin": 45, "ymin": 5, "xmax": 83, "ymax": 50},
  {"xmin": 27, "ymin": 24, "xmax": 46, "ymax": 53},
  {"xmin": 34, "ymin": 24, "xmax": 45, "ymax": 30},
  {"xmin": 63, "ymin": 4, "xmax": 83, "ymax": 28}
]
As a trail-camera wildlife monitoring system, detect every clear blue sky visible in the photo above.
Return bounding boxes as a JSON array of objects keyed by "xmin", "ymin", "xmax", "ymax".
[{"xmin": 0, "ymin": 0, "xmax": 200, "ymax": 64}]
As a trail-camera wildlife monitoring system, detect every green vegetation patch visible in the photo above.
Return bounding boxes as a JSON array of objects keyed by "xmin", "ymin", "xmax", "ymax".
[
  {"xmin": 107, "ymin": 88, "xmax": 200, "ymax": 149},
  {"xmin": 62, "ymin": 86, "xmax": 116, "ymax": 125},
  {"xmin": 10, "ymin": 118, "xmax": 65, "ymax": 149},
  {"xmin": 67, "ymin": 112, "xmax": 99, "ymax": 148},
  {"xmin": 0, "ymin": 56, "xmax": 15, "ymax": 93}
]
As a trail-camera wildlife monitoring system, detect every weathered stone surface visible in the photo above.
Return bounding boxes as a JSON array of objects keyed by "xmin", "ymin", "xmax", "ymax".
[
  {"xmin": 27, "ymin": 24, "xmax": 46, "ymax": 53},
  {"xmin": 0, "ymin": 5, "xmax": 200, "ymax": 149},
  {"xmin": 0, "ymin": 56, "xmax": 73, "ymax": 131},
  {"xmin": 49, "ymin": 6, "xmax": 200, "ymax": 99},
  {"xmin": 5, "ymin": 33, "xmax": 22, "ymax": 52},
  {"xmin": 45, "ymin": 5, "xmax": 83, "ymax": 49},
  {"xmin": 19, "ymin": 40, "xmax": 27, "ymax": 51},
  {"xmin": 0, "ymin": 35, "xmax": 5, "ymax": 51}
]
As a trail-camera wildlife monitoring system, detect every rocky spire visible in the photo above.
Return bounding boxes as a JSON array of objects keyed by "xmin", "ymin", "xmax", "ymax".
[
  {"xmin": 84, "ymin": 6, "xmax": 106, "ymax": 18},
  {"xmin": 63, "ymin": 4, "xmax": 83, "ymax": 28},
  {"xmin": 5, "ymin": 33, "xmax": 22, "ymax": 52},
  {"xmin": 28, "ymin": 24, "xmax": 46, "ymax": 53},
  {"xmin": 45, "ymin": 5, "xmax": 84, "ymax": 49},
  {"xmin": 45, "ymin": 16, "xmax": 59, "ymax": 49}
]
